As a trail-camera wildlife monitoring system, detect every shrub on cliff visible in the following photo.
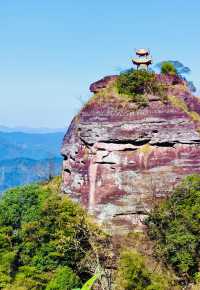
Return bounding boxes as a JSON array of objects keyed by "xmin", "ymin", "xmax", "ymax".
[
  {"xmin": 116, "ymin": 69, "xmax": 166, "ymax": 105},
  {"xmin": 146, "ymin": 174, "xmax": 200, "ymax": 284},
  {"xmin": 161, "ymin": 62, "xmax": 177, "ymax": 75}
]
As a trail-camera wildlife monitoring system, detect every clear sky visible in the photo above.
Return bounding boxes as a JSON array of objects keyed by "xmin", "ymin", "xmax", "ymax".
[{"xmin": 0, "ymin": 0, "xmax": 200, "ymax": 129}]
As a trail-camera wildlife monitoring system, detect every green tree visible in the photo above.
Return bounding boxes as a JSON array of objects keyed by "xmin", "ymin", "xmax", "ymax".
[
  {"xmin": 0, "ymin": 181, "xmax": 91, "ymax": 289},
  {"xmin": 115, "ymin": 249, "xmax": 173, "ymax": 290},
  {"xmin": 161, "ymin": 62, "xmax": 177, "ymax": 75},
  {"xmin": 116, "ymin": 69, "xmax": 166, "ymax": 106},
  {"xmin": 146, "ymin": 174, "xmax": 200, "ymax": 282}
]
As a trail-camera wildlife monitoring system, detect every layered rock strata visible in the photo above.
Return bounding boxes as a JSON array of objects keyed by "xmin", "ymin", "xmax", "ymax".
[{"xmin": 61, "ymin": 75, "xmax": 200, "ymax": 233}]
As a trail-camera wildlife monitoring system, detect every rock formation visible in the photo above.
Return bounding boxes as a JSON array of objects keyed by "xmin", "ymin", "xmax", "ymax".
[{"xmin": 61, "ymin": 74, "xmax": 200, "ymax": 233}]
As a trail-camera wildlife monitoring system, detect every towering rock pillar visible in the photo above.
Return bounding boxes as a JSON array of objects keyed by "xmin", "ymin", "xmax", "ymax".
[{"xmin": 61, "ymin": 74, "xmax": 200, "ymax": 233}]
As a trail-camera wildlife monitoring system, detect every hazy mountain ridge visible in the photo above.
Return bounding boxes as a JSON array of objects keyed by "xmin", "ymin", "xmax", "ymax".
[
  {"xmin": 0, "ymin": 130, "xmax": 63, "ymax": 191},
  {"xmin": 0, "ymin": 131, "xmax": 63, "ymax": 160},
  {"xmin": 0, "ymin": 157, "xmax": 62, "ymax": 192}
]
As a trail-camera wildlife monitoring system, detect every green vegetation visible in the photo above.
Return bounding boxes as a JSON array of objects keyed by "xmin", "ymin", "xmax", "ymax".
[
  {"xmin": 0, "ymin": 179, "xmax": 96, "ymax": 290},
  {"xmin": 116, "ymin": 69, "xmax": 167, "ymax": 106},
  {"xmin": 161, "ymin": 62, "xmax": 177, "ymax": 75},
  {"xmin": 157, "ymin": 60, "xmax": 197, "ymax": 92},
  {"xmin": 46, "ymin": 266, "xmax": 81, "ymax": 290},
  {"xmin": 168, "ymin": 95, "xmax": 200, "ymax": 130},
  {"xmin": 115, "ymin": 249, "xmax": 175, "ymax": 290},
  {"xmin": 74, "ymin": 274, "xmax": 100, "ymax": 290},
  {"xmin": 2, "ymin": 174, "xmax": 200, "ymax": 289},
  {"xmin": 146, "ymin": 175, "xmax": 200, "ymax": 283}
]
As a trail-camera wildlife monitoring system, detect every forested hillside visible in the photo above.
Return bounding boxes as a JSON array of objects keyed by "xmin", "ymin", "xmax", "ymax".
[{"xmin": 1, "ymin": 176, "xmax": 200, "ymax": 289}]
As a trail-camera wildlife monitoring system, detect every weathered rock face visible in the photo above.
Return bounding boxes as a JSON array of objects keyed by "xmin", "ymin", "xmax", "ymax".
[{"xmin": 61, "ymin": 75, "xmax": 200, "ymax": 233}]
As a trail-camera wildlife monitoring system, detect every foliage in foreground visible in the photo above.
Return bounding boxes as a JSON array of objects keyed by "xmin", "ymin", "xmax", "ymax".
[
  {"xmin": 114, "ymin": 249, "xmax": 178, "ymax": 290},
  {"xmin": 46, "ymin": 266, "xmax": 81, "ymax": 290},
  {"xmin": 2, "ymin": 174, "xmax": 200, "ymax": 289},
  {"xmin": 146, "ymin": 174, "xmax": 200, "ymax": 284},
  {"xmin": 116, "ymin": 69, "xmax": 166, "ymax": 106},
  {"xmin": 0, "ymin": 179, "xmax": 92, "ymax": 290},
  {"xmin": 74, "ymin": 273, "xmax": 100, "ymax": 290}
]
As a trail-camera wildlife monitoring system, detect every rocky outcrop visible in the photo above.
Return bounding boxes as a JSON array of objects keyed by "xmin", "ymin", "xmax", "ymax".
[
  {"xmin": 89, "ymin": 75, "xmax": 118, "ymax": 93},
  {"xmin": 61, "ymin": 75, "xmax": 200, "ymax": 233}
]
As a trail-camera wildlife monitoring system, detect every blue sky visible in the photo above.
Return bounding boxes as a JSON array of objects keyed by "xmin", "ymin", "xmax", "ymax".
[{"xmin": 0, "ymin": 0, "xmax": 200, "ymax": 128}]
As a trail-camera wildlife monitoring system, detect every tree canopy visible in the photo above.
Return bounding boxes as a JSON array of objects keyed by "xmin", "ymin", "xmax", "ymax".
[
  {"xmin": 146, "ymin": 175, "xmax": 200, "ymax": 283},
  {"xmin": 160, "ymin": 62, "xmax": 177, "ymax": 75},
  {"xmin": 0, "ymin": 179, "xmax": 91, "ymax": 289}
]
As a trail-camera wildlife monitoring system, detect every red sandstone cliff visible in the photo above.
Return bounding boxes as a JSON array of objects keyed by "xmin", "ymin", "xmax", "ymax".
[{"xmin": 61, "ymin": 74, "xmax": 200, "ymax": 233}]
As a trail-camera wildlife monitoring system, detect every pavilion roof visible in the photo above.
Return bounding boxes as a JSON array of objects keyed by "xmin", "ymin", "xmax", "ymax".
[
  {"xmin": 136, "ymin": 48, "xmax": 149, "ymax": 56},
  {"xmin": 132, "ymin": 57, "xmax": 152, "ymax": 65}
]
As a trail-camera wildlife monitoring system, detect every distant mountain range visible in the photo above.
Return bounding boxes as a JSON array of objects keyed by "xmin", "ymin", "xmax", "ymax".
[
  {"xmin": 0, "ymin": 125, "xmax": 65, "ymax": 134},
  {"xmin": 0, "ymin": 131, "xmax": 64, "ymax": 160},
  {"xmin": 0, "ymin": 129, "xmax": 64, "ymax": 192},
  {"xmin": 0, "ymin": 157, "xmax": 62, "ymax": 192}
]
